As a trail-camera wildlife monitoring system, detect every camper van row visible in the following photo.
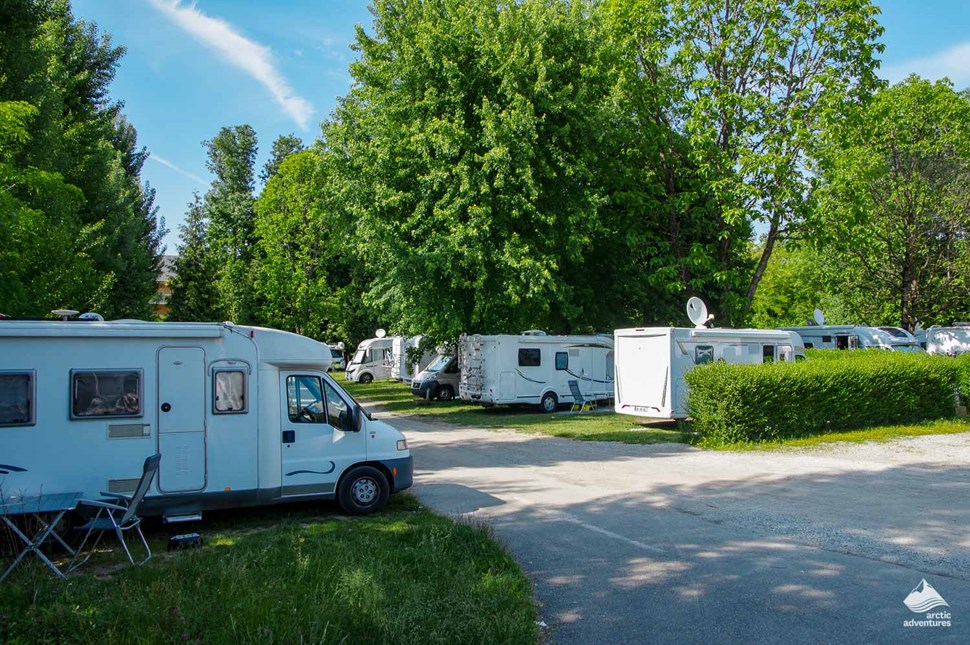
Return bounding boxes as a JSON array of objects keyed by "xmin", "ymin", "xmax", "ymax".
[
  {"xmin": 0, "ymin": 320, "xmax": 413, "ymax": 522},
  {"xmin": 2, "ymin": 302, "xmax": 965, "ymax": 520}
]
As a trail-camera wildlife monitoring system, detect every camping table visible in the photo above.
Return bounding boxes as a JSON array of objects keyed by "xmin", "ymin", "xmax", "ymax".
[{"xmin": 0, "ymin": 492, "xmax": 83, "ymax": 581}]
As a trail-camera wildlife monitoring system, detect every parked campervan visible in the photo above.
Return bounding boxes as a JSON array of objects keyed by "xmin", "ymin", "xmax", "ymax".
[
  {"xmin": 921, "ymin": 324, "xmax": 970, "ymax": 356},
  {"xmin": 411, "ymin": 351, "xmax": 460, "ymax": 400},
  {"xmin": 459, "ymin": 332, "xmax": 614, "ymax": 412},
  {"xmin": 779, "ymin": 310, "xmax": 914, "ymax": 352},
  {"xmin": 391, "ymin": 335, "xmax": 434, "ymax": 383},
  {"xmin": 345, "ymin": 331, "xmax": 397, "ymax": 383},
  {"xmin": 327, "ymin": 342, "xmax": 346, "ymax": 371},
  {"xmin": 615, "ymin": 298, "xmax": 806, "ymax": 420},
  {"xmin": 877, "ymin": 327, "xmax": 923, "ymax": 352},
  {"xmin": 0, "ymin": 319, "xmax": 413, "ymax": 520}
]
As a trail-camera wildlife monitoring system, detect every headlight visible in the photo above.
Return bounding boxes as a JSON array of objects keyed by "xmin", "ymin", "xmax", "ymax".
[{"xmin": 396, "ymin": 439, "xmax": 408, "ymax": 451}]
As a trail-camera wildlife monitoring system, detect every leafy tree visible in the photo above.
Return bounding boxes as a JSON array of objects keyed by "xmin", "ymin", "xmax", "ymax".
[
  {"xmin": 260, "ymin": 134, "xmax": 304, "ymax": 184},
  {"xmin": 167, "ymin": 196, "xmax": 223, "ymax": 322},
  {"xmin": 812, "ymin": 76, "xmax": 970, "ymax": 330},
  {"xmin": 617, "ymin": 0, "xmax": 884, "ymax": 313},
  {"xmin": 203, "ymin": 125, "xmax": 259, "ymax": 322}
]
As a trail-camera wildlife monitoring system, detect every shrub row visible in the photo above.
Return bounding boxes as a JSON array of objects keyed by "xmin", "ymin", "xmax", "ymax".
[{"xmin": 685, "ymin": 350, "xmax": 962, "ymax": 446}]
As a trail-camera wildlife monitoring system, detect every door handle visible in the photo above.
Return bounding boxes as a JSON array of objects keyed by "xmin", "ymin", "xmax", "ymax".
[{"xmin": 282, "ymin": 430, "xmax": 295, "ymax": 444}]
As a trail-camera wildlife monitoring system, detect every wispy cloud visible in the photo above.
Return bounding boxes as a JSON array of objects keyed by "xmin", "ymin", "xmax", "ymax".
[
  {"xmin": 147, "ymin": 0, "xmax": 314, "ymax": 129},
  {"xmin": 149, "ymin": 153, "xmax": 208, "ymax": 186},
  {"xmin": 882, "ymin": 42, "xmax": 970, "ymax": 87}
]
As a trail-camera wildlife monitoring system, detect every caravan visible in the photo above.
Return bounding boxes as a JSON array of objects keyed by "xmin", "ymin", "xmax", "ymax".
[
  {"xmin": 615, "ymin": 298, "xmax": 805, "ymax": 420},
  {"xmin": 920, "ymin": 325, "xmax": 970, "ymax": 356},
  {"xmin": 0, "ymin": 320, "xmax": 413, "ymax": 520},
  {"xmin": 459, "ymin": 332, "xmax": 614, "ymax": 412},
  {"xmin": 779, "ymin": 310, "xmax": 917, "ymax": 352}
]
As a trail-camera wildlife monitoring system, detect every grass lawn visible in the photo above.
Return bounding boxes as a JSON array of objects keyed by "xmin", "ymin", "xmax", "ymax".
[
  {"xmin": 0, "ymin": 494, "xmax": 538, "ymax": 644},
  {"xmin": 708, "ymin": 418, "xmax": 970, "ymax": 451},
  {"xmin": 342, "ymin": 380, "xmax": 688, "ymax": 445}
]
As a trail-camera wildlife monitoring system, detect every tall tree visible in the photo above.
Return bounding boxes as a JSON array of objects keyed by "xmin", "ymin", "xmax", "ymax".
[
  {"xmin": 812, "ymin": 77, "xmax": 970, "ymax": 330},
  {"xmin": 203, "ymin": 125, "xmax": 259, "ymax": 323},
  {"xmin": 167, "ymin": 196, "xmax": 223, "ymax": 322},
  {"xmin": 260, "ymin": 134, "xmax": 304, "ymax": 184}
]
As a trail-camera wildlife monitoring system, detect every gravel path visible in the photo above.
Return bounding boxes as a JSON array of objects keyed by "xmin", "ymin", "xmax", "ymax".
[{"xmin": 389, "ymin": 414, "xmax": 970, "ymax": 643}]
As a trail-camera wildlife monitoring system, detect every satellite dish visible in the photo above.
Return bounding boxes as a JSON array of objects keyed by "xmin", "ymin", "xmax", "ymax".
[
  {"xmin": 812, "ymin": 308, "xmax": 825, "ymax": 326},
  {"xmin": 336, "ymin": 341, "xmax": 346, "ymax": 350},
  {"xmin": 375, "ymin": 328, "xmax": 387, "ymax": 339},
  {"xmin": 686, "ymin": 297, "xmax": 713, "ymax": 329},
  {"xmin": 51, "ymin": 309, "xmax": 79, "ymax": 320},
  {"xmin": 78, "ymin": 312, "xmax": 104, "ymax": 321}
]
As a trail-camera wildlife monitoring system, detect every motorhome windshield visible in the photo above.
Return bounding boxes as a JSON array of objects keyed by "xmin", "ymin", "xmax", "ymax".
[
  {"xmin": 350, "ymin": 349, "xmax": 366, "ymax": 365},
  {"xmin": 426, "ymin": 354, "xmax": 452, "ymax": 372}
]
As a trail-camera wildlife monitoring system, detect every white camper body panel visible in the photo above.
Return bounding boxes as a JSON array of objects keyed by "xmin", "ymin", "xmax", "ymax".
[
  {"xmin": 0, "ymin": 321, "xmax": 413, "ymax": 518},
  {"xmin": 345, "ymin": 337, "xmax": 397, "ymax": 382},
  {"xmin": 923, "ymin": 327, "xmax": 970, "ymax": 356},
  {"xmin": 459, "ymin": 334, "xmax": 614, "ymax": 409},
  {"xmin": 390, "ymin": 336, "xmax": 435, "ymax": 383},
  {"xmin": 777, "ymin": 325, "xmax": 904, "ymax": 351},
  {"xmin": 614, "ymin": 327, "xmax": 803, "ymax": 420}
]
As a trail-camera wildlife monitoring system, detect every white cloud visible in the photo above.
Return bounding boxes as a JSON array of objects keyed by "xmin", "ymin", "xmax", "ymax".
[
  {"xmin": 882, "ymin": 42, "xmax": 970, "ymax": 87},
  {"xmin": 149, "ymin": 153, "xmax": 208, "ymax": 186},
  {"xmin": 147, "ymin": 0, "xmax": 314, "ymax": 129}
]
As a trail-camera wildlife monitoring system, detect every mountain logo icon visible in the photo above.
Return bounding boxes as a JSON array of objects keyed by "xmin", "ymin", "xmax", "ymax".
[{"xmin": 903, "ymin": 579, "xmax": 950, "ymax": 613}]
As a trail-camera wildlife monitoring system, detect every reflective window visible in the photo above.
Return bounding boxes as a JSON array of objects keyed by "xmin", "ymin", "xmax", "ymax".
[
  {"xmin": 518, "ymin": 348, "xmax": 541, "ymax": 367},
  {"xmin": 214, "ymin": 370, "xmax": 246, "ymax": 413},
  {"xmin": 72, "ymin": 371, "xmax": 141, "ymax": 418},
  {"xmin": 323, "ymin": 381, "xmax": 350, "ymax": 430},
  {"xmin": 555, "ymin": 352, "xmax": 568, "ymax": 370},
  {"xmin": 0, "ymin": 372, "xmax": 33, "ymax": 426},
  {"xmin": 286, "ymin": 375, "xmax": 325, "ymax": 423},
  {"xmin": 695, "ymin": 346, "xmax": 714, "ymax": 365}
]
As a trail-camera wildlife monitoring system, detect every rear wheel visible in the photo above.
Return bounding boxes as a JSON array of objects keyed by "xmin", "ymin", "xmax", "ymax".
[
  {"xmin": 437, "ymin": 385, "xmax": 455, "ymax": 401},
  {"xmin": 338, "ymin": 466, "xmax": 389, "ymax": 515},
  {"xmin": 358, "ymin": 372, "xmax": 373, "ymax": 384},
  {"xmin": 540, "ymin": 392, "xmax": 558, "ymax": 413}
]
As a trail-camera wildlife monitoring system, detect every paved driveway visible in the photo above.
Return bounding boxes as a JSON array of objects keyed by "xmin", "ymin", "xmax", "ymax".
[{"xmin": 389, "ymin": 414, "xmax": 970, "ymax": 643}]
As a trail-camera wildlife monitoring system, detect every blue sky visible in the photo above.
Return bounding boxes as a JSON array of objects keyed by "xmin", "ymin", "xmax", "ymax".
[{"xmin": 71, "ymin": 0, "xmax": 970, "ymax": 253}]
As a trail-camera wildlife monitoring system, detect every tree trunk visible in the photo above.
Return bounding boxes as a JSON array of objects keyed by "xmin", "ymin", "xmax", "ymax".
[{"xmin": 745, "ymin": 216, "xmax": 781, "ymax": 312}]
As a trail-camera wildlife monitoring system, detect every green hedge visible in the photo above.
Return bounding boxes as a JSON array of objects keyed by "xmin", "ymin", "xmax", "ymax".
[{"xmin": 685, "ymin": 351, "xmax": 961, "ymax": 446}]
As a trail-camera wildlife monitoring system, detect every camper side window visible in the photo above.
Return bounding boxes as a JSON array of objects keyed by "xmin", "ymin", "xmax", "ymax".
[
  {"xmin": 214, "ymin": 370, "xmax": 246, "ymax": 414},
  {"xmin": 286, "ymin": 376, "xmax": 325, "ymax": 423},
  {"xmin": 762, "ymin": 345, "xmax": 775, "ymax": 363},
  {"xmin": 695, "ymin": 346, "xmax": 714, "ymax": 364},
  {"xmin": 518, "ymin": 349, "xmax": 541, "ymax": 367},
  {"xmin": 555, "ymin": 352, "xmax": 568, "ymax": 370},
  {"xmin": 323, "ymin": 381, "xmax": 351, "ymax": 431},
  {"xmin": 0, "ymin": 371, "xmax": 34, "ymax": 427},
  {"xmin": 71, "ymin": 370, "xmax": 141, "ymax": 418}
]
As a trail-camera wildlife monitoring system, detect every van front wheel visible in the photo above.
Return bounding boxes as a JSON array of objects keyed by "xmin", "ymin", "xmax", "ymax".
[
  {"xmin": 338, "ymin": 465, "xmax": 389, "ymax": 515},
  {"xmin": 358, "ymin": 373, "xmax": 373, "ymax": 384},
  {"xmin": 437, "ymin": 385, "xmax": 454, "ymax": 401},
  {"xmin": 540, "ymin": 392, "xmax": 558, "ymax": 413}
]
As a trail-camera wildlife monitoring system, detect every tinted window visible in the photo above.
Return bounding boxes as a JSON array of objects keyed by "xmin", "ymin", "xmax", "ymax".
[
  {"xmin": 0, "ymin": 372, "xmax": 33, "ymax": 426},
  {"xmin": 518, "ymin": 348, "xmax": 541, "ymax": 367},
  {"xmin": 763, "ymin": 345, "xmax": 775, "ymax": 363},
  {"xmin": 695, "ymin": 346, "xmax": 714, "ymax": 364},
  {"xmin": 214, "ymin": 370, "xmax": 246, "ymax": 413},
  {"xmin": 72, "ymin": 371, "xmax": 141, "ymax": 418},
  {"xmin": 555, "ymin": 352, "xmax": 568, "ymax": 370}
]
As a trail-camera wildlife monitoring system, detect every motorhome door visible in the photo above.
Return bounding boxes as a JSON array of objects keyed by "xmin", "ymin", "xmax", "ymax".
[
  {"xmin": 280, "ymin": 373, "xmax": 366, "ymax": 497},
  {"xmin": 157, "ymin": 347, "xmax": 207, "ymax": 491}
]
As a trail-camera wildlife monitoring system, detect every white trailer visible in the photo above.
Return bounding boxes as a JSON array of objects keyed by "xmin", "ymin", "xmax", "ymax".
[
  {"xmin": 390, "ymin": 335, "xmax": 434, "ymax": 383},
  {"xmin": 921, "ymin": 325, "xmax": 970, "ymax": 356},
  {"xmin": 0, "ymin": 320, "xmax": 413, "ymax": 520},
  {"xmin": 614, "ymin": 327, "xmax": 805, "ymax": 420},
  {"xmin": 459, "ymin": 332, "xmax": 614, "ymax": 412},
  {"xmin": 778, "ymin": 324, "xmax": 910, "ymax": 351}
]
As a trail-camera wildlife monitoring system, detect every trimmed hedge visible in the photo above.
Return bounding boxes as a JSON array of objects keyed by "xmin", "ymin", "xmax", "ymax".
[{"xmin": 685, "ymin": 351, "xmax": 961, "ymax": 446}]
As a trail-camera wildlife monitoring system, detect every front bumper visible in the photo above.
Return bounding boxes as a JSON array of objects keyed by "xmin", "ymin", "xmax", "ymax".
[
  {"xmin": 380, "ymin": 456, "xmax": 414, "ymax": 492},
  {"xmin": 411, "ymin": 380, "xmax": 438, "ymax": 399}
]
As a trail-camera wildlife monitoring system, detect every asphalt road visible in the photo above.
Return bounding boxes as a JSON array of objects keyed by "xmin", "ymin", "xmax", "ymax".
[{"xmin": 388, "ymin": 413, "xmax": 970, "ymax": 644}]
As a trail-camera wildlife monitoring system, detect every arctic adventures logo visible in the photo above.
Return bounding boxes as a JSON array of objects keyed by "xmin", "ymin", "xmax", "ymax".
[{"xmin": 903, "ymin": 579, "xmax": 952, "ymax": 629}]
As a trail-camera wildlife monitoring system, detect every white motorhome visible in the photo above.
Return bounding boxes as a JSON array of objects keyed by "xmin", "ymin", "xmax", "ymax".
[
  {"xmin": 778, "ymin": 325, "xmax": 903, "ymax": 351},
  {"xmin": 0, "ymin": 320, "xmax": 413, "ymax": 520},
  {"xmin": 459, "ymin": 332, "xmax": 614, "ymax": 412},
  {"xmin": 391, "ymin": 335, "xmax": 434, "ymax": 383},
  {"xmin": 411, "ymin": 352, "xmax": 460, "ymax": 400},
  {"xmin": 614, "ymin": 326, "xmax": 805, "ymax": 420},
  {"xmin": 345, "ymin": 332, "xmax": 397, "ymax": 383},
  {"xmin": 921, "ymin": 325, "xmax": 970, "ymax": 356}
]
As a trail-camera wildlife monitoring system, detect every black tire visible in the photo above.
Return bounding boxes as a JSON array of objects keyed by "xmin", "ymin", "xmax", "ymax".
[
  {"xmin": 437, "ymin": 385, "xmax": 455, "ymax": 401},
  {"xmin": 358, "ymin": 372, "xmax": 374, "ymax": 384},
  {"xmin": 338, "ymin": 465, "xmax": 390, "ymax": 515},
  {"xmin": 540, "ymin": 392, "xmax": 558, "ymax": 413}
]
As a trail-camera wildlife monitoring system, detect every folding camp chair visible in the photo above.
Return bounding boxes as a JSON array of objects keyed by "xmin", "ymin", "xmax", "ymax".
[
  {"xmin": 568, "ymin": 380, "xmax": 595, "ymax": 413},
  {"xmin": 68, "ymin": 453, "xmax": 161, "ymax": 572}
]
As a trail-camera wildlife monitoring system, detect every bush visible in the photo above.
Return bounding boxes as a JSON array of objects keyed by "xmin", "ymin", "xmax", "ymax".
[{"xmin": 686, "ymin": 351, "xmax": 961, "ymax": 446}]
